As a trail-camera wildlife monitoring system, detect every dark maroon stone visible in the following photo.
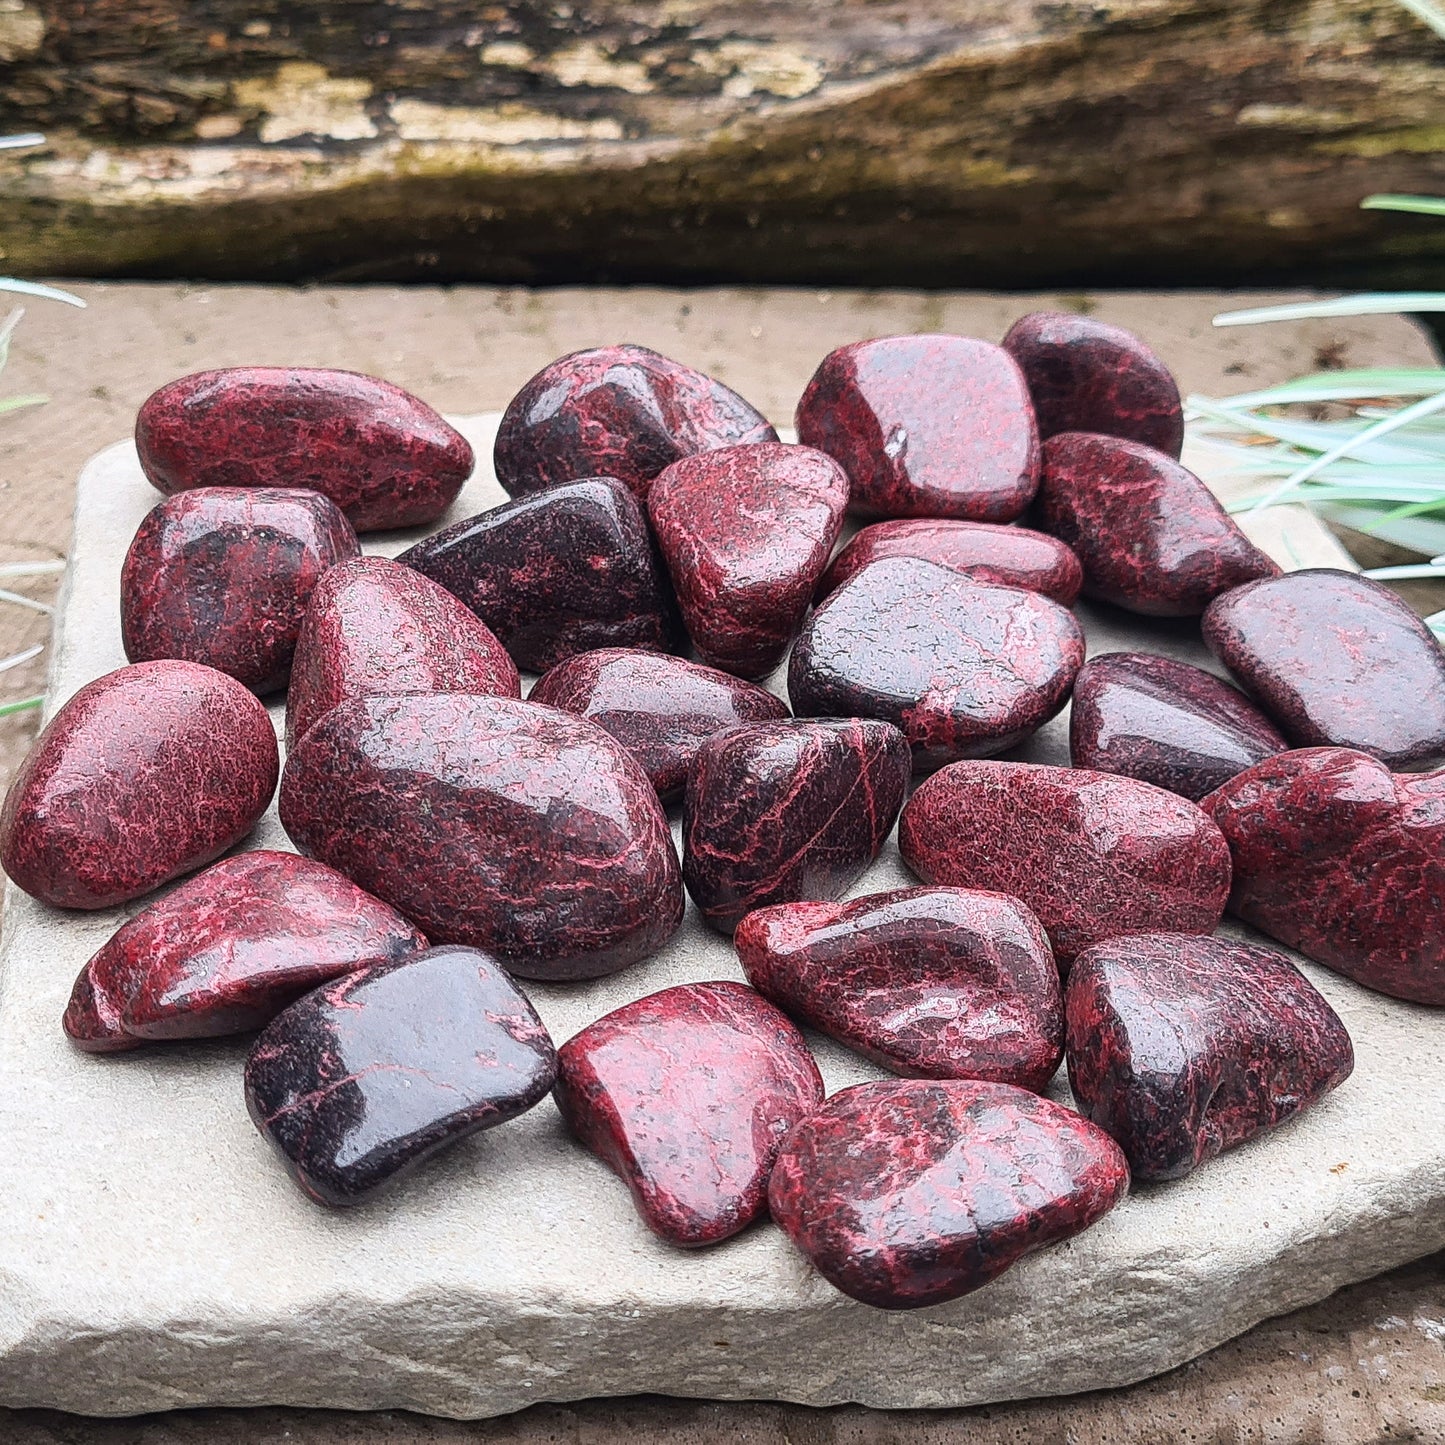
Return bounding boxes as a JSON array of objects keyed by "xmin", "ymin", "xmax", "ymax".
[
  {"xmin": 682, "ymin": 719, "xmax": 910, "ymax": 935},
  {"xmin": 528, "ymin": 648, "xmax": 789, "ymax": 803},
  {"xmin": 794, "ymin": 335, "xmax": 1039, "ymax": 521},
  {"xmin": 1202, "ymin": 748, "xmax": 1445, "ymax": 1005},
  {"xmin": 245, "ymin": 945, "xmax": 557, "ymax": 1207},
  {"xmin": 494, "ymin": 344, "xmax": 776, "ymax": 504},
  {"xmin": 1036, "ymin": 433, "xmax": 1279, "ymax": 617},
  {"xmin": 0, "ymin": 661, "xmax": 278, "ymax": 910},
  {"xmin": 899, "ymin": 761, "xmax": 1231, "ymax": 966},
  {"xmin": 136, "ymin": 368, "xmax": 473, "ymax": 532},
  {"xmin": 1069, "ymin": 652, "xmax": 1287, "ymax": 802},
  {"xmin": 554, "ymin": 980, "xmax": 823, "ymax": 1247},
  {"xmin": 767, "ymin": 1078, "xmax": 1129, "ymax": 1309},
  {"xmin": 735, "ymin": 887, "xmax": 1063, "ymax": 1088},
  {"xmin": 647, "ymin": 441, "xmax": 848, "ymax": 679},
  {"xmin": 789, "ymin": 558, "xmax": 1084, "ymax": 772},
  {"xmin": 280, "ymin": 692, "xmax": 683, "ymax": 980},
  {"xmin": 1202, "ymin": 568, "xmax": 1445, "ymax": 769}
]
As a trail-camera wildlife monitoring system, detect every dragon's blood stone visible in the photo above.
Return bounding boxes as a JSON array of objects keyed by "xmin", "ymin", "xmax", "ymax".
[
  {"xmin": 136, "ymin": 368, "xmax": 473, "ymax": 532},
  {"xmin": 795, "ymin": 335, "xmax": 1039, "ymax": 522},
  {"xmin": 1065, "ymin": 932, "xmax": 1354, "ymax": 1182},
  {"xmin": 1203, "ymin": 747, "xmax": 1445, "ymax": 1005},
  {"xmin": 790, "ymin": 558, "xmax": 1084, "ymax": 772},
  {"xmin": 64, "ymin": 851, "xmax": 427, "ymax": 1052},
  {"xmin": 1202, "ymin": 569, "xmax": 1445, "ymax": 769},
  {"xmin": 280, "ymin": 692, "xmax": 682, "ymax": 980},
  {"xmin": 398, "ymin": 477, "xmax": 682, "ymax": 673},
  {"xmin": 768, "ymin": 1078, "xmax": 1129, "ymax": 1309},
  {"xmin": 285, "ymin": 556, "xmax": 518, "ymax": 749},
  {"xmin": 493, "ymin": 344, "xmax": 776, "ymax": 503},
  {"xmin": 1070, "ymin": 652, "xmax": 1287, "ymax": 801},
  {"xmin": 245, "ymin": 945, "xmax": 557, "ymax": 1207},
  {"xmin": 1001, "ymin": 311, "xmax": 1185, "ymax": 457},
  {"xmin": 0, "ymin": 661, "xmax": 278, "ymax": 910},
  {"xmin": 899, "ymin": 761, "xmax": 1231, "ymax": 967},
  {"xmin": 1036, "ymin": 433, "xmax": 1279, "ymax": 617},
  {"xmin": 554, "ymin": 980, "xmax": 823, "ymax": 1247},
  {"xmin": 120, "ymin": 487, "xmax": 360, "ymax": 694},
  {"xmin": 735, "ymin": 887, "xmax": 1063, "ymax": 1089},
  {"xmin": 683, "ymin": 718, "xmax": 910, "ymax": 935},
  {"xmin": 529, "ymin": 648, "xmax": 789, "ymax": 803}
]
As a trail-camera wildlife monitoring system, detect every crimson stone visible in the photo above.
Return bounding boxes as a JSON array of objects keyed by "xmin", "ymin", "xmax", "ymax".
[
  {"xmin": 280, "ymin": 692, "xmax": 683, "ymax": 980},
  {"xmin": 767, "ymin": 1078, "xmax": 1129, "ymax": 1310},
  {"xmin": 136, "ymin": 367, "xmax": 473, "ymax": 532},
  {"xmin": 0, "ymin": 661, "xmax": 278, "ymax": 910},
  {"xmin": 554, "ymin": 980, "xmax": 822, "ymax": 1247}
]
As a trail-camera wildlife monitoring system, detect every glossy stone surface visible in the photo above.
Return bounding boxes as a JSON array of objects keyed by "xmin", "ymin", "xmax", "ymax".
[
  {"xmin": 768, "ymin": 1079, "xmax": 1129, "ymax": 1310},
  {"xmin": 529, "ymin": 648, "xmax": 789, "ymax": 803},
  {"xmin": 136, "ymin": 368, "xmax": 473, "ymax": 532},
  {"xmin": 683, "ymin": 719, "xmax": 910, "ymax": 935},
  {"xmin": 899, "ymin": 761, "xmax": 1231, "ymax": 966},
  {"xmin": 647, "ymin": 441, "xmax": 848, "ymax": 679},
  {"xmin": 1202, "ymin": 568, "xmax": 1445, "ymax": 769},
  {"xmin": 398, "ymin": 477, "xmax": 681, "ymax": 673},
  {"xmin": 1070, "ymin": 652, "xmax": 1287, "ymax": 801},
  {"xmin": 790, "ymin": 558, "xmax": 1084, "ymax": 771},
  {"xmin": 1203, "ymin": 748, "xmax": 1445, "ymax": 1005},
  {"xmin": 280, "ymin": 692, "xmax": 683, "ymax": 980},
  {"xmin": 554, "ymin": 981, "xmax": 823, "ymax": 1247},
  {"xmin": 285, "ymin": 556, "xmax": 519, "ymax": 749},
  {"xmin": 1066, "ymin": 932, "xmax": 1354, "ymax": 1182},
  {"xmin": 245, "ymin": 945, "xmax": 557, "ymax": 1207},
  {"xmin": 1036, "ymin": 433, "xmax": 1279, "ymax": 616},
  {"xmin": 64, "ymin": 851, "xmax": 428, "ymax": 1052},
  {"xmin": 735, "ymin": 887, "xmax": 1063, "ymax": 1088},
  {"xmin": 0, "ymin": 661, "xmax": 278, "ymax": 910},
  {"xmin": 494, "ymin": 344, "xmax": 776, "ymax": 503}
]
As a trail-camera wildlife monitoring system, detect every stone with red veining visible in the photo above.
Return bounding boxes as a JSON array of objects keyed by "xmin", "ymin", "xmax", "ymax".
[
  {"xmin": 1065, "ymin": 932, "xmax": 1354, "ymax": 1182},
  {"xmin": 767, "ymin": 1078, "xmax": 1129, "ymax": 1310},
  {"xmin": 245, "ymin": 944, "xmax": 557, "ymax": 1207},
  {"xmin": 899, "ymin": 761, "xmax": 1231, "ymax": 966},
  {"xmin": 1202, "ymin": 568, "xmax": 1445, "ymax": 769},
  {"xmin": 1202, "ymin": 747, "xmax": 1445, "ymax": 1005},
  {"xmin": 554, "ymin": 980, "xmax": 823, "ymax": 1247},
  {"xmin": 735, "ymin": 887, "xmax": 1063, "ymax": 1088},
  {"xmin": 795, "ymin": 335, "xmax": 1039, "ymax": 521},
  {"xmin": 528, "ymin": 648, "xmax": 790, "ymax": 803},
  {"xmin": 136, "ymin": 368, "xmax": 473, "ymax": 532},
  {"xmin": 0, "ymin": 661, "xmax": 278, "ymax": 910},
  {"xmin": 280, "ymin": 692, "xmax": 683, "ymax": 980}
]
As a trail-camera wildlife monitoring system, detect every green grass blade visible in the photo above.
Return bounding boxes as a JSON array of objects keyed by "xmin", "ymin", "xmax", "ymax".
[
  {"xmin": 1213, "ymin": 294, "xmax": 1445, "ymax": 327},
  {"xmin": 1203, "ymin": 370, "xmax": 1445, "ymax": 409},
  {"xmin": 1362, "ymin": 194, "xmax": 1445, "ymax": 218},
  {"xmin": 0, "ymin": 395, "xmax": 46, "ymax": 416},
  {"xmin": 0, "ymin": 695, "xmax": 42, "ymax": 718}
]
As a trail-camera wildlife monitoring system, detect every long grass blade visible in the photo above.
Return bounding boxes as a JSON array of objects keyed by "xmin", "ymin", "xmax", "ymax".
[
  {"xmin": 0, "ymin": 587, "xmax": 53, "ymax": 614},
  {"xmin": 0, "ymin": 695, "xmax": 42, "ymax": 717},
  {"xmin": 0, "ymin": 134, "xmax": 44, "ymax": 152},
  {"xmin": 1362, "ymin": 194, "xmax": 1445, "ymax": 218},
  {"xmin": 1213, "ymin": 294, "xmax": 1445, "ymax": 327},
  {"xmin": 0, "ymin": 644, "xmax": 42, "ymax": 674},
  {"xmin": 0, "ymin": 279, "xmax": 85, "ymax": 309},
  {"xmin": 1389, "ymin": 0, "xmax": 1445, "ymax": 39},
  {"xmin": 0, "ymin": 561, "xmax": 64, "ymax": 578}
]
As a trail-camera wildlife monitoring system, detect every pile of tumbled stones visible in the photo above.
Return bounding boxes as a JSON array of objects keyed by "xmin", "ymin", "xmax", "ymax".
[{"xmin": 2, "ymin": 314, "xmax": 1443, "ymax": 1312}]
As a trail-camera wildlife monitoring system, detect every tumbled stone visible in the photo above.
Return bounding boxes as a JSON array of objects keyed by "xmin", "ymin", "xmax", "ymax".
[
  {"xmin": 735, "ymin": 887, "xmax": 1063, "ymax": 1088},
  {"xmin": 768, "ymin": 1078, "xmax": 1129, "ymax": 1309},
  {"xmin": 647, "ymin": 441, "xmax": 848, "ymax": 679},
  {"xmin": 554, "ymin": 981, "xmax": 823, "ymax": 1247},
  {"xmin": 494, "ymin": 344, "xmax": 776, "ymax": 503},
  {"xmin": 136, "ymin": 367, "xmax": 473, "ymax": 532},
  {"xmin": 683, "ymin": 719, "xmax": 910, "ymax": 935},
  {"xmin": 280, "ymin": 692, "xmax": 683, "ymax": 980},
  {"xmin": 529, "ymin": 648, "xmax": 790, "ymax": 803},
  {"xmin": 1066, "ymin": 932, "xmax": 1354, "ymax": 1182},
  {"xmin": 899, "ymin": 761, "xmax": 1231, "ymax": 966},
  {"xmin": 1203, "ymin": 748, "xmax": 1445, "ymax": 1005},
  {"xmin": 1202, "ymin": 568, "xmax": 1445, "ymax": 769},
  {"xmin": 1070, "ymin": 652, "xmax": 1287, "ymax": 801},
  {"xmin": 245, "ymin": 945, "xmax": 557, "ymax": 1207},
  {"xmin": 0, "ymin": 661, "xmax": 278, "ymax": 910},
  {"xmin": 790, "ymin": 558, "xmax": 1084, "ymax": 772},
  {"xmin": 795, "ymin": 335, "xmax": 1039, "ymax": 521},
  {"xmin": 1036, "ymin": 433, "xmax": 1279, "ymax": 616}
]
